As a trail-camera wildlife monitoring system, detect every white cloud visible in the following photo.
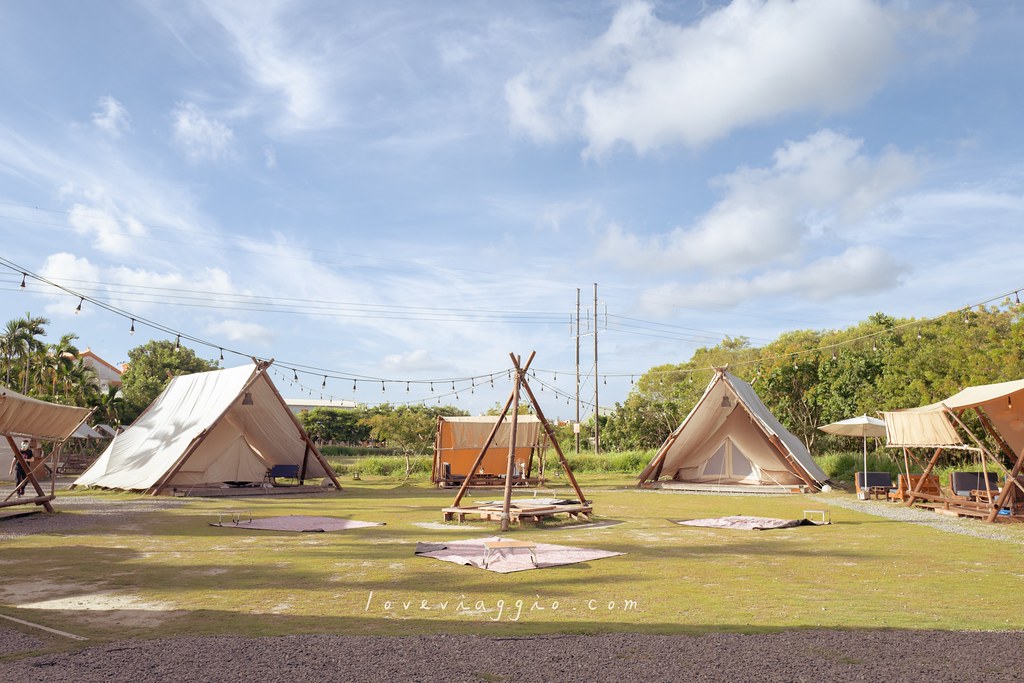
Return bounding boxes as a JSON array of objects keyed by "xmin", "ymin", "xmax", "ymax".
[
  {"xmin": 263, "ymin": 144, "xmax": 277, "ymax": 169},
  {"xmin": 380, "ymin": 349, "xmax": 454, "ymax": 373},
  {"xmin": 195, "ymin": 0, "xmax": 341, "ymax": 135},
  {"xmin": 65, "ymin": 199, "xmax": 148, "ymax": 256},
  {"xmin": 595, "ymin": 129, "xmax": 919, "ymax": 275},
  {"xmin": 205, "ymin": 318, "xmax": 273, "ymax": 343},
  {"xmin": 92, "ymin": 96, "xmax": 131, "ymax": 138},
  {"xmin": 507, "ymin": 0, "xmax": 973, "ymax": 156},
  {"xmin": 649, "ymin": 245, "xmax": 905, "ymax": 306},
  {"xmin": 172, "ymin": 102, "xmax": 234, "ymax": 162}
]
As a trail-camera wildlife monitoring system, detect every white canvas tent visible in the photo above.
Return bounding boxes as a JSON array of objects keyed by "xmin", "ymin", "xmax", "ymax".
[
  {"xmin": 638, "ymin": 369, "xmax": 828, "ymax": 490},
  {"xmin": 74, "ymin": 361, "xmax": 341, "ymax": 494}
]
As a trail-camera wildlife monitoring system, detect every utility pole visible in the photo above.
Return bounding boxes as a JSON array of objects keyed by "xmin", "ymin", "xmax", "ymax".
[
  {"xmin": 593, "ymin": 282, "xmax": 600, "ymax": 455},
  {"xmin": 574, "ymin": 287, "xmax": 581, "ymax": 455}
]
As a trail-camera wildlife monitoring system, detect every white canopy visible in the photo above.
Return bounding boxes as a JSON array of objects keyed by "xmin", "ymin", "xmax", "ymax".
[
  {"xmin": 882, "ymin": 377, "xmax": 1024, "ymax": 450},
  {"xmin": 0, "ymin": 386, "xmax": 92, "ymax": 441},
  {"xmin": 74, "ymin": 362, "xmax": 339, "ymax": 493}
]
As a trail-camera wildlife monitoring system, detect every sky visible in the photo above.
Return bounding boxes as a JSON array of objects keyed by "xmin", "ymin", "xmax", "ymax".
[{"xmin": 1, "ymin": 0, "xmax": 1023, "ymax": 419}]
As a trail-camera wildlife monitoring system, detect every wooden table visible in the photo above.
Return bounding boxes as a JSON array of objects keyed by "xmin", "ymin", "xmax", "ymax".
[
  {"xmin": 868, "ymin": 486, "xmax": 890, "ymax": 500},
  {"xmin": 483, "ymin": 540, "xmax": 538, "ymax": 568}
]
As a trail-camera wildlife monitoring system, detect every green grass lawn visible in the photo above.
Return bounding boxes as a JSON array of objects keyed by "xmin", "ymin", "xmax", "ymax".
[{"xmin": 3, "ymin": 474, "xmax": 1024, "ymax": 651}]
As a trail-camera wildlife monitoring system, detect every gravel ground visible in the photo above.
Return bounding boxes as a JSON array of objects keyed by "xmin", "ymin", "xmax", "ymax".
[{"xmin": 2, "ymin": 629, "xmax": 1023, "ymax": 682}]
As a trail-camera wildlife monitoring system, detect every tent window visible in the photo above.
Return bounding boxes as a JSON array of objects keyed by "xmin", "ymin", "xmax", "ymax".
[
  {"xmin": 704, "ymin": 442, "xmax": 728, "ymax": 476},
  {"xmin": 730, "ymin": 442, "xmax": 754, "ymax": 477}
]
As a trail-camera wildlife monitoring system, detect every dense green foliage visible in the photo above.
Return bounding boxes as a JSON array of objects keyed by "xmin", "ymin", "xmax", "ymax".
[{"xmin": 601, "ymin": 304, "xmax": 1024, "ymax": 452}]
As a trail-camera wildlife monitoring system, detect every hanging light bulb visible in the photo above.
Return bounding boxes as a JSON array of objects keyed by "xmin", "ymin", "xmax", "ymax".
[
  {"xmin": 352, "ymin": 380, "xmax": 357, "ymax": 392},
  {"xmin": 406, "ymin": 381, "xmax": 410, "ymax": 392},
  {"xmin": 430, "ymin": 382, "xmax": 434, "ymax": 392},
  {"xmin": 322, "ymin": 375, "xmax": 327, "ymax": 388},
  {"xmin": 129, "ymin": 319, "xmax": 135, "ymax": 335},
  {"xmin": 1016, "ymin": 291, "xmax": 1021, "ymax": 305},
  {"xmin": 451, "ymin": 381, "xmax": 455, "ymax": 391},
  {"xmin": 19, "ymin": 273, "xmax": 26, "ymax": 289},
  {"xmin": 174, "ymin": 335, "xmax": 180, "ymax": 351},
  {"xmin": 381, "ymin": 381, "xmax": 385, "ymax": 392},
  {"xmin": 293, "ymin": 369, "xmax": 299, "ymax": 381},
  {"xmin": 917, "ymin": 330, "xmax": 922, "ymax": 341},
  {"xmin": 219, "ymin": 348, "xmax": 224, "ymax": 362},
  {"xmin": 74, "ymin": 297, "xmax": 83, "ymax": 314},
  {"xmin": 630, "ymin": 375, "xmax": 634, "ymax": 385}
]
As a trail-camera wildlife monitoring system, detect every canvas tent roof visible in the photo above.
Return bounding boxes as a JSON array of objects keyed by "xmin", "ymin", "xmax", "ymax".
[
  {"xmin": 883, "ymin": 377, "xmax": 1024, "ymax": 451},
  {"xmin": 639, "ymin": 369, "xmax": 827, "ymax": 488},
  {"xmin": 0, "ymin": 386, "xmax": 92, "ymax": 442},
  {"xmin": 74, "ymin": 362, "xmax": 339, "ymax": 494}
]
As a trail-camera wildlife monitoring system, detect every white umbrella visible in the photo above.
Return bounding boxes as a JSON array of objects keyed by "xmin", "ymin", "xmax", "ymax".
[{"xmin": 819, "ymin": 415, "xmax": 886, "ymax": 493}]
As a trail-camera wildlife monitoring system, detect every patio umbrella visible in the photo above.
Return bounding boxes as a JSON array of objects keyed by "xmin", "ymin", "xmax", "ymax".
[{"xmin": 819, "ymin": 415, "xmax": 887, "ymax": 492}]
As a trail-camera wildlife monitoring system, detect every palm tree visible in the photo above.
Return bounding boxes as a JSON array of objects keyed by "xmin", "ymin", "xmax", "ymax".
[
  {"xmin": 46, "ymin": 333, "xmax": 81, "ymax": 397},
  {"xmin": 17, "ymin": 313, "xmax": 49, "ymax": 394}
]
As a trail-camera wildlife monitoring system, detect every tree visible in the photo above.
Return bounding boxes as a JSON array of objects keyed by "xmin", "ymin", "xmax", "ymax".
[
  {"xmin": 359, "ymin": 404, "xmax": 466, "ymax": 478},
  {"xmin": 298, "ymin": 407, "xmax": 370, "ymax": 445},
  {"xmin": 119, "ymin": 340, "xmax": 217, "ymax": 424}
]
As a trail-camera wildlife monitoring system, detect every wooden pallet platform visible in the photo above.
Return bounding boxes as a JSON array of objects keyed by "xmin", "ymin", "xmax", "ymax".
[{"xmin": 442, "ymin": 503, "xmax": 592, "ymax": 526}]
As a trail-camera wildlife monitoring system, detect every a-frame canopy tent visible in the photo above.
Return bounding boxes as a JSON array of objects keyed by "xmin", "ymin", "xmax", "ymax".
[
  {"xmin": 432, "ymin": 415, "xmax": 544, "ymax": 486},
  {"xmin": 1, "ymin": 386, "xmax": 92, "ymax": 512},
  {"xmin": 883, "ymin": 377, "xmax": 1024, "ymax": 522},
  {"xmin": 74, "ymin": 361, "xmax": 341, "ymax": 495},
  {"xmin": 638, "ymin": 369, "xmax": 828, "ymax": 491}
]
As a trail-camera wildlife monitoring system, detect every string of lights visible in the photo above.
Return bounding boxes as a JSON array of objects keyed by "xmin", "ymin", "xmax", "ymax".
[{"xmin": 2, "ymin": 256, "xmax": 1022, "ymax": 411}]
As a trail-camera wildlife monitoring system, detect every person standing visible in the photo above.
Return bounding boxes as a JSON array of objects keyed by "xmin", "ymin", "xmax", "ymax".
[{"xmin": 9, "ymin": 440, "xmax": 31, "ymax": 497}]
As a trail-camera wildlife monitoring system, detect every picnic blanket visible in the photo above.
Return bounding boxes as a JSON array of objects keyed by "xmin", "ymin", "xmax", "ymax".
[
  {"xmin": 673, "ymin": 516, "xmax": 822, "ymax": 531},
  {"xmin": 414, "ymin": 535, "xmax": 623, "ymax": 573},
  {"xmin": 211, "ymin": 515, "xmax": 385, "ymax": 532}
]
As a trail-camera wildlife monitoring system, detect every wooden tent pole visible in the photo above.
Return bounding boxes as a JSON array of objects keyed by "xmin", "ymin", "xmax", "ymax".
[
  {"xmin": 942, "ymin": 407, "xmax": 1019, "ymax": 522},
  {"xmin": 256, "ymin": 360, "xmax": 343, "ymax": 491},
  {"xmin": 514, "ymin": 353, "xmax": 589, "ymax": 506},
  {"xmin": 500, "ymin": 356, "xmax": 523, "ymax": 532},
  {"xmin": 4, "ymin": 435, "xmax": 53, "ymax": 512},
  {"xmin": 906, "ymin": 447, "xmax": 943, "ymax": 507},
  {"xmin": 450, "ymin": 355, "xmax": 535, "ymax": 508}
]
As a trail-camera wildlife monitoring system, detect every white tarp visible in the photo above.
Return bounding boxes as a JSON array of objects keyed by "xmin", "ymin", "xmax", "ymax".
[{"xmin": 74, "ymin": 363, "xmax": 333, "ymax": 492}]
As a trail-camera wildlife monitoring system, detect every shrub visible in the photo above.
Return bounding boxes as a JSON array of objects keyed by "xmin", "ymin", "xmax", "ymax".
[{"xmin": 332, "ymin": 455, "xmax": 431, "ymax": 478}]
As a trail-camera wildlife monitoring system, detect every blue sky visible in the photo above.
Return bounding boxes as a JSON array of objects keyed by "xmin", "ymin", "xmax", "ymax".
[{"xmin": 2, "ymin": 0, "xmax": 1023, "ymax": 417}]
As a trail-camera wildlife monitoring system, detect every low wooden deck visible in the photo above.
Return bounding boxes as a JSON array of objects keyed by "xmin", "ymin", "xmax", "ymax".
[
  {"xmin": 165, "ymin": 484, "xmax": 339, "ymax": 498},
  {"xmin": 442, "ymin": 502, "xmax": 592, "ymax": 526},
  {"xmin": 641, "ymin": 481, "xmax": 811, "ymax": 494}
]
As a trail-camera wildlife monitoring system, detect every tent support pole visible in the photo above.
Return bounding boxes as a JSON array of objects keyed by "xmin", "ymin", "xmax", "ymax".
[
  {"xmin": 450, "ymin": 358, "xmax": 533, "ymax": 508},
  {"xmin": 499, "ymin": 357, "xmax": 523, "ymax": 533},
  {"xmin": 4, "ymin": 435, "xmax": 53, "ymax": 512},
  {"xmin": 515, "ymin": 353, "xmax": 588, "ymax": 506},
  {"xmin": 943, "ymin": 407, "xmax": 1018, "ymax": 522},
  {"xmin": 907, "ymin": 447, "xmax": 944, "ymax": 507}
]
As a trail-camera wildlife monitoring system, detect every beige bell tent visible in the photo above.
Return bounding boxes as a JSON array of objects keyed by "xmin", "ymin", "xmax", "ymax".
[
  {"xmin": 74, "ymin": 361, "xmax": 341, "ymax": 495},
  {"xmin": 432, "ymin": 415, "xmax": 544, "ymax": 486},
  {"xmin": 638, "ymin": 369, "xmax": 828, "ymax": 491}
]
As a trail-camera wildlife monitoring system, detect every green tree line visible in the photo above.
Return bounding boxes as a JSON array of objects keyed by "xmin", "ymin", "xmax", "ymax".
[{"xmin": 601, "ymin": 304, "xmax": 1024, "ymax": 452}]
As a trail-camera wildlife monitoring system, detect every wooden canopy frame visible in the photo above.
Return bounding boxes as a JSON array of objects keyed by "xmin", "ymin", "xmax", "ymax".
[
  {"xmin": 1, "ymin": 395, "xmax": 93, "ymax": 514},
  {"xmin": 448, "ymin": 352, "xmax": 588, "ymax": 531},
  {"xmin": 895, "ymin": 404, "xmax": 1024, "ymax": 523}
]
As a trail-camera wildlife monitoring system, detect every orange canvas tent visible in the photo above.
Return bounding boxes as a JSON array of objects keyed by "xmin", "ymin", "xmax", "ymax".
[{"xmin": 432, "ymin": 415, "xmax": 544, "ymax": 486}]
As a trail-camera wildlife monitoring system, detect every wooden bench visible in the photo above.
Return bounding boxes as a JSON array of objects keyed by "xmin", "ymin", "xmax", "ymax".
[
  {"xmin": 483, "ymin": 540, "xmax": 537, "ymax": 568},
  {"xmin": 264, "ymin": 464, "xmax": 300, "ymax": 486}
]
